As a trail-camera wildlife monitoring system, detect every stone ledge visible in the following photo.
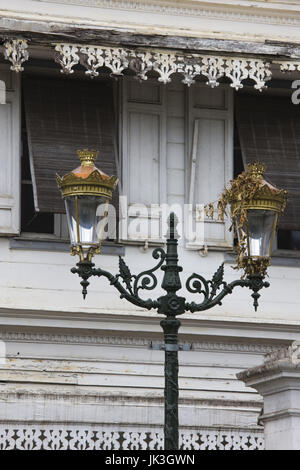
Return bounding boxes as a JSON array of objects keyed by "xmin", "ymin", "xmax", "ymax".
[
  {"xmin": 237, "ymin": 341, "xmax": 300, "ymax": 383},
  {"xmin": 9, "ymin": 237, "xmax": 125, "ymax": 256}
]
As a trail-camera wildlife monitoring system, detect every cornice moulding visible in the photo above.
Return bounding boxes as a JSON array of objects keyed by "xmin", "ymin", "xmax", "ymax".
[
  {"xmin": 237, "ymin": 341, "xmax": 300, "ymax": 384},
  {"xmin": 0, "ymin": 330, "xmax": 282, "ymax": 354},
  {"xmin": 1, "ymin": 307, "xmax": 300, "ymax": 335},
  {"xmin": 0, "ymin": 390, "xmax": 262, "ymax": 410},
  {"xmin": 33, "ymin": 0, "xmax": 300, "ymax": 26}
]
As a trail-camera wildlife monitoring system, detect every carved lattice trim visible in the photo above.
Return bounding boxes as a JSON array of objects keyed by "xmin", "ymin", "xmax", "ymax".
[
  {"xmin": 0, "ymin": 424, "xmax": 264, "ymax": 450},
  {"xmin": 55, "ymin": 43, "xmax": 272, "ymax": 91},
  {"xmin": 3, "ymin": 39, "xmax": 29, "ymax": 72}
]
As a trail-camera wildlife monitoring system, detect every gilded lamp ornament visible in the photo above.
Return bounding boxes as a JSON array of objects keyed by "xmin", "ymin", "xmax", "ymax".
[
  {"xmin": 56, "ymin": 149, "xmax": 118, "ymax": 261},
  {"xmin": 215, "ymin": 162, "xmax": 287, "ymax": 276}
]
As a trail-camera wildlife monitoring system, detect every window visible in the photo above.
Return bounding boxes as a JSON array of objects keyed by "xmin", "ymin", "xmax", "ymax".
[
  {"xmin": 21, "ymin": 73, "xmax": 119, "ymax": 242},
  {"xmin": 235, "ymin": 91, "xmax": 300, "ymax": 252},
  {"xmin": 121, "ymin": 77, "xmax": 234, "ymax": 248},
  {"xmin": 2, "ymin": 64, "xmax": 235, "ymax": 249}
]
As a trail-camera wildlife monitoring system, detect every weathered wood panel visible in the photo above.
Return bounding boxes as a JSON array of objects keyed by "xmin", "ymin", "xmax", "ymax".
[
  {"xmin": 187, "ymin": 84, "xmax": 233, "ymax": 248},
  {"xmin": 1, "ymin": 20, "xmax": 300, "ymax": 59},
  {"xmin": 121, "ymin": 78, "xmax": 166, "ymax": 241},
  {"xmin": 0, "ymin": 65, "xmax": 20, "ymax": 234}
]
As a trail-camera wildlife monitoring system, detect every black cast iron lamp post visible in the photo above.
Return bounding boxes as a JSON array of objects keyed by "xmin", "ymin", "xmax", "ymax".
[{"xmin": 57, "ymin": 153, "xmax": 286, "ymax": 450}]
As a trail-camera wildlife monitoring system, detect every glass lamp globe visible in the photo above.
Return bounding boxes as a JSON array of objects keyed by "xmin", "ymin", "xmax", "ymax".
[
  {"xmin": 56, "ymin": 149, "xmax": 118, "ymax": 261},
  {"xmin": 231, "ymin": 163, "xmax": 287, "ymax": 276}
]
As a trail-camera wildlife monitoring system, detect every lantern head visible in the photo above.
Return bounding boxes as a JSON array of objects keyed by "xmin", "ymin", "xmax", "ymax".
[
  {"xmin": 56, "ymin": 149, "xmax": 118, "ymax": 261},
  {"xmin": 230, "ymin": 163, "xmax": 287, "ymax": 276}
]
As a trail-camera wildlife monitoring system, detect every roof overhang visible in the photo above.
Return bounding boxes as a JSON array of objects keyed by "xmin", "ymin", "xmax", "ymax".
[{"xmin": 1, "ymin": 14, "xmax": 300, "ymax": 91}]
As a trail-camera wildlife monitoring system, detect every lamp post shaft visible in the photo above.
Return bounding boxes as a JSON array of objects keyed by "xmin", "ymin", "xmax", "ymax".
[
  {"xmin": 161, "ymin": 317, "xmax": 180, "ymax": 450},
  {"xmin": 158, "ymin": 213, "xmax": 184, "ymax": 450}
]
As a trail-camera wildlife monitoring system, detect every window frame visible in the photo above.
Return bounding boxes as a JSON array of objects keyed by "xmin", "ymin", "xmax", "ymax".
[{"xmin": 17, "ymin": 64, "xmax": 122, "ymax": 254}]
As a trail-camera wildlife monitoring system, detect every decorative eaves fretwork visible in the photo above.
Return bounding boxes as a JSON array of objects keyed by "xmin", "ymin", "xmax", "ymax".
[
  {"xmin": 54, "ymin": 43, "xmax": 272, "ymax": 91},
  {"xmin": 276, "ymin": 61, "xmax": 300, "ymax": 72},
  {"xmin": 1, "ymin": 39, "xmax": 273, "ymax": 90},
  {"xmin": 3, "ymin": 39, "xmax": 29, "ymax": 72},
  {"xmin": 248, "ymin": 59, "xmax": 272, "ymax": 91},
  {"xmin": 1, "ymin": 39, "xmax": 274, "ymax": 90},
  {"xmin": 54, "ymin": 44, "xmax": 80, "ymax": 74}
]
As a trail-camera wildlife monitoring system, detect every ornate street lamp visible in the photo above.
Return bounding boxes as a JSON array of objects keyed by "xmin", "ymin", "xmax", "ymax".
[
  {"xmin": 56, "ymin": 149, "xmax": 118, "ymax": 264},
  {"xmin": 230, "ymin": 163, "xmax": 286, "ymax": 278},
  {"xmin": 57, "ymin": 153, "xmax": 286, "ymax": 450}
]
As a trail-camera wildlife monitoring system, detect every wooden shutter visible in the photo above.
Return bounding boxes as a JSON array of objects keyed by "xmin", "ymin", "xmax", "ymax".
[
  {"xmin": 0, "ymin": 65, "xmax": 21, "ymax": 234},
  {"xmin": 121, "ymin": 78, "xmax": 166, "ymax": 242},
  {"xmin": 23, "ymin": 75, "xmax": 119, "ymax": 214},
  {"xmin": 235, "ymin": 93, "xmax": 300, "ymax": 230},
  {"xmin": 188, "ymin": 84, "xmax": 234, "ymax": 249}
]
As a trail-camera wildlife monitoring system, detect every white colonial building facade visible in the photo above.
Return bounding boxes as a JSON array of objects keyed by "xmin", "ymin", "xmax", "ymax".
[{"xmin": 0, "ymin": 0, "xmax": 300, "ymax": 450}]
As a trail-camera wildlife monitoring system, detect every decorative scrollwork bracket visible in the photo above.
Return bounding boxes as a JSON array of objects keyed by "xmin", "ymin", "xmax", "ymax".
[
  {"xmin": 70, "ymin": 212, "xmax": 270, "ymax": 451},
  {"xmin": 4, "ymin": 39, "xmax": 29, "ymax": 72},
  {"xmin": 71, "ymin": 213, "xmax": 269, "ymax": 311}
]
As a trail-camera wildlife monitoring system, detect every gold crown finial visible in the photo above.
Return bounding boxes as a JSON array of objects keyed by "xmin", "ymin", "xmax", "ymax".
[
  {"xmin": 247, "ymin": 162, "xmax": 266, "ymax": 179},
  {"xmin": 77, "ymin": 149, "xmax": 99, "ymax": 166}
]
